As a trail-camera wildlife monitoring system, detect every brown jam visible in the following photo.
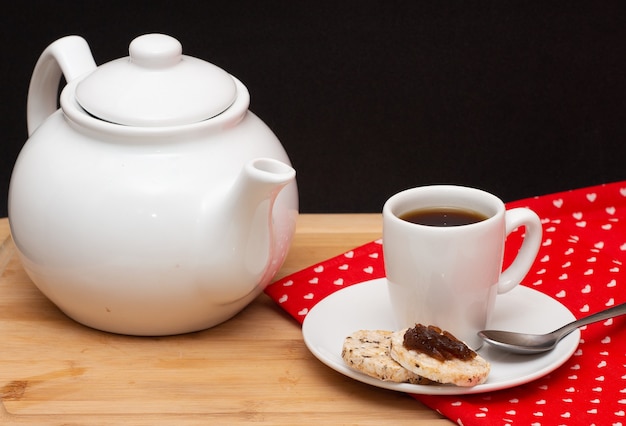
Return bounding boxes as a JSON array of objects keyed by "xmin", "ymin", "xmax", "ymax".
[{"xmin": 403, "ymin": 324, "xmax": 477, "ymax": 362}]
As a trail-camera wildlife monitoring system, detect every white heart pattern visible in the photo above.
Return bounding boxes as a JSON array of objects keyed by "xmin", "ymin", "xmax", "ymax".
[{"xmin": 263, "ymin": 182, "xmax": 626, "ymax": 425}]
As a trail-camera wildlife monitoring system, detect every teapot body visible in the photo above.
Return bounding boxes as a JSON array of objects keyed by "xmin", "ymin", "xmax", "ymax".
[{"xmin": 9, "ymin": 73, "xmax": 298, "ymax": 335}]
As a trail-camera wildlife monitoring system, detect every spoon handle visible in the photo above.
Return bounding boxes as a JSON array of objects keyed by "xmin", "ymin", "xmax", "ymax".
[{"xmin": 556, "ymin": 301, "xmax": 626, "ymax": 337}]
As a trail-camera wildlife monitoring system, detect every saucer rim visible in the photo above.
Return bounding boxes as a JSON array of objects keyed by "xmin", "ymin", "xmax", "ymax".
[{"xmin": 302, "ymin": 278, "xmax": 580, "ymax": 395}]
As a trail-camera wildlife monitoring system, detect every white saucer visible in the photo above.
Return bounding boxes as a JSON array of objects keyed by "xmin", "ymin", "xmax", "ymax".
[{"xmin": 302, "ymin": 278, "xmax": 579, "ymax": 395}]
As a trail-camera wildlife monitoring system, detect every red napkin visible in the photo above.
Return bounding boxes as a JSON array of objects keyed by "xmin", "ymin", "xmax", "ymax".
[{"xmin": 265, "ymin": 182, "xmax": 626, "ymax": 425}]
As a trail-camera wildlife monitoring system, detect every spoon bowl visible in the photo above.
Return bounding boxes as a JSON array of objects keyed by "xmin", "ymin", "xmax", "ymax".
[{"xmin": 478, "ymin": 301, "xmax": 626, "ymax": 354}]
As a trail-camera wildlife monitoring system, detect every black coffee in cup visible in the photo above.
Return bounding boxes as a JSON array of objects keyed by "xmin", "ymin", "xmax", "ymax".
[{"xmin": 399, "ymin": 207, "xmax": 488, "ymax": 227}]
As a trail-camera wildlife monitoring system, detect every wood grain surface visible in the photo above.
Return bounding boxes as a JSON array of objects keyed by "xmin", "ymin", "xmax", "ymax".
[{"xmin": 0, "ymin": 215, "xmax": 448, "ymax": 425}]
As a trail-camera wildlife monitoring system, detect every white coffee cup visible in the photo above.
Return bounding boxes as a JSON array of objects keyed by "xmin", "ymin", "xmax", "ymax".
[{"xmin": 382, "ymin": 185, "xmax": 542, "ymax": 349}]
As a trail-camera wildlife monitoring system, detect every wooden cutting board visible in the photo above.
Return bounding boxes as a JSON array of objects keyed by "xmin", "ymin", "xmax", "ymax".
[{"xmin": 0, "ymin": 216, "xmax": 447, "ymax": 425}]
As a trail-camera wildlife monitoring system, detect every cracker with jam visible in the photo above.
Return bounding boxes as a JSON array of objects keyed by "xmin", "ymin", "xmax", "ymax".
[{"xmin": 342, "ymin": 324, "xmax": 490, "ymax": 387}]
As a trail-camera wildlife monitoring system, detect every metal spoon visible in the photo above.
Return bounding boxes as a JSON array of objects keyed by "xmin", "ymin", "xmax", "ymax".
[{"xmin": 478, "ymin": 301, "xmax": 626, "ymax": 354}]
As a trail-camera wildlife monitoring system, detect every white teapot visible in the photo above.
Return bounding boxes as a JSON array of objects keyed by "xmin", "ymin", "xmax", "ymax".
[{"xmin": 8, "ymin": 34, "xmax": 298, "ymax": 335}]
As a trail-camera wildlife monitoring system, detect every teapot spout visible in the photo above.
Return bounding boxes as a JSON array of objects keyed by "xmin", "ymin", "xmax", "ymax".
[
  {"xmin": 239, "ymin": 158, "xmax": 296, "ymax": 205},
  {"xmin": 206, "ymin": 158, "xmax": 296, "ymax": 304}
]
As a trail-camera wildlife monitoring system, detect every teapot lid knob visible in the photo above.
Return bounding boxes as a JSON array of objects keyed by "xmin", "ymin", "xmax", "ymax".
[
  {"xmin": 129, "ymin": 34, "xmax": 183, "ymax": 69},
  {"xmin": 74, "ymin": 34, "xmax": 237, "ymax": 127}
]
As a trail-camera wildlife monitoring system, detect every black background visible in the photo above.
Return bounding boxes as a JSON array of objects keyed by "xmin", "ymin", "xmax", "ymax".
[{"xmin": 2, "ymin": 1, "xmax": 625, "ymax": 217}]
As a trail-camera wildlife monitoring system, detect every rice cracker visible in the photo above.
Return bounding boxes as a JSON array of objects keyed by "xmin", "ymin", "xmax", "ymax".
[
  {"xmin": 341, "ymin": 329, "xmax": 431, "ymax": 384},
  {"xmin": 389, "ymin": 326, "xmax": 490, "ymax": 387}
]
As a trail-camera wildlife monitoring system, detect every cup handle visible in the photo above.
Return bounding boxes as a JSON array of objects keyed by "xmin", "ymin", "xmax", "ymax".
[{"xmin": 497, "ymin": 208, "xmax": 543, "ymax": 294}]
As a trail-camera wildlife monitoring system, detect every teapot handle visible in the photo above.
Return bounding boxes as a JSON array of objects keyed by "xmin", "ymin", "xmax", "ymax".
[{"xmin": 27, "ymin": 36, "xmax": 97, "ymax": 136}]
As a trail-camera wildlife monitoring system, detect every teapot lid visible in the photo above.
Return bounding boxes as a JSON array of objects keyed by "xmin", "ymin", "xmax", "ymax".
[{"xmin": 74, "ymin": 34, "xmax": 237, "ymax": 127}]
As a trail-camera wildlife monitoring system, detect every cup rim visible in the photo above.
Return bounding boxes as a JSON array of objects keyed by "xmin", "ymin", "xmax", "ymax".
[{"xmin": 383, "ymin": 185, "xmax": 505, "ymax": 229}]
